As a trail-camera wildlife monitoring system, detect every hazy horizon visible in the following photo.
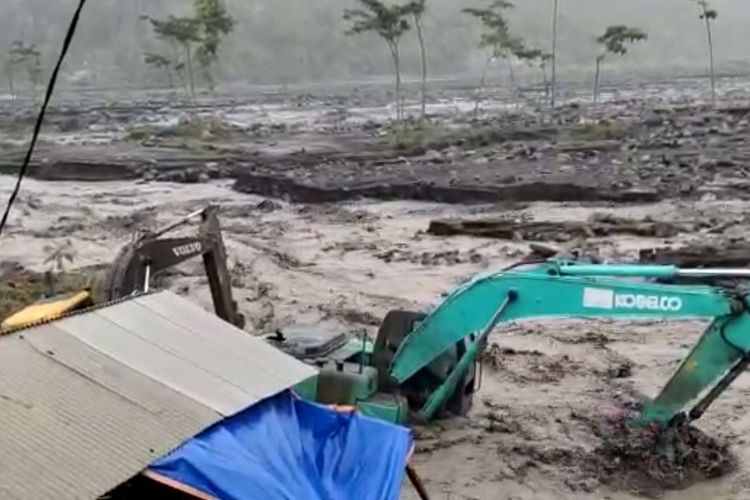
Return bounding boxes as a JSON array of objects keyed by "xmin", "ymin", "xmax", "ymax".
[{"xmin": 0, "ymin": 0, "xmax": 746, "ymax": 89}]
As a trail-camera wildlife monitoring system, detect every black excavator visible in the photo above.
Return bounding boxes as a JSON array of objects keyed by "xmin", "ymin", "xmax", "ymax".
[{"xmin": 1, "ymin": 205, "xmax": 245, "ymax": 331}]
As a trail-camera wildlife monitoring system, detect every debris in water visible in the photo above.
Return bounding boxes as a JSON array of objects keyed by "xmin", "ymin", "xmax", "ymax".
[{"xmin": 587, "ymin": 413, "xmax": 737, "ymax": 496}]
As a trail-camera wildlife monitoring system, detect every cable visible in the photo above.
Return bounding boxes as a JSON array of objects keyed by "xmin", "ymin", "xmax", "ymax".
[{"xmin": 0, "ymin": 0, "xmax": 88, "ymax": 239}]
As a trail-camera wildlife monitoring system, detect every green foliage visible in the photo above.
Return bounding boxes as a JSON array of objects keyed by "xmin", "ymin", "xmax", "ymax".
[
  {"xmin": 0, "ymin": 266, "xmax": 94, "ymax": 318},
  {"xmin": 144, "ymin": 52, "xmax": 174, "ymax": 87},
  {"xmin": 463, "ymin": 1, "xmax": 520, "ymax": 58},
  {"xmin": 43, "ymin": 240, "xmax": 77, "ymax": 274},
  {"xmin": 126, "ymin": 116, "xmax": 234, "ymax": 143},
  {"xmin": 194, "ymin": 0, "xmax": 235, "ymax": 89},
  {"xmin": 515, "ymin": 47, "xmax": 552, "ymax": 88},
  {"xmin": 144, "ymin": 0, "xmax": 234, "ymax": 95},
  {"xmin": 385, "ymin": 119, "xmax": 532, "ymax": 151},
  {"xmin": 696, "ymin": 0, "xmax": 717, "ymax": 20},
  {"xmin": 514, "ymin": 47, "xmax": 551, "ymax": 65},
  {"xmin": 403, "ymin": 0, "xmax": 427, "ymax": 16},
  {"xmin": 594, "ymin": 25, "xmax": 647, "ymax": 103},
  {"xmin": 596, "ymin": 25, "xmax": 648, "ymax": 59},
  {"xmin": 148, "ymin": 15, "xmax": 203, "ymax": 46},
  {"xmin": 144, "ymin": 53, "xmax": 172, "ymax": 69},
  {"xmin": 344, "ymin": 0, "xmax": 411, "ymax": 42},
  {"xmin": 464, "ymin": 1, "xmax": 527, "ymax": 110},
  {"xmin": 567, "ymin": 121, "xmax": 632, "ymax": 141},
  {"xmin": 195, "ymin": 0, "xmax": 235, "ymax": 60},
  {"xmin": 144, "ymin": 15, "xmax": 201, "ymax": 97},
  {"xmin": 344, "ymin": 0, "xmax": 413, "ymax": 120}
]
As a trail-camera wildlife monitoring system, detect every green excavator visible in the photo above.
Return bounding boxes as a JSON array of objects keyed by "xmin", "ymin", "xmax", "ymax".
[
  {"xmin": 387, "ymin": 258, "xmax": 750, "ymax": 428},
  {"xmin": 6, "ymin": 207, "xmax": 750, "ymax": 430}
]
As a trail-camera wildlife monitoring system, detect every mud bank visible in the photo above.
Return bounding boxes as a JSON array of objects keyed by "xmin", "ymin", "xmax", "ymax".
[
  {"xmin": 232, "ymin": 174, "xmax": 659, "ymax": 205},
  {"xmin": 589, "ymin": 415, "xmax": 736, "ymax": 496}
]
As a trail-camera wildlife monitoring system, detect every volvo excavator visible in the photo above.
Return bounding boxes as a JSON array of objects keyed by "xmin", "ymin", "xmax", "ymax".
[
  {"xmin": 2, "ymin": 205, "xmax": 245, "ymax": 331},
  {"xmin": 6, "ymin": 206, "xmax": 750, "ymax": 430}
]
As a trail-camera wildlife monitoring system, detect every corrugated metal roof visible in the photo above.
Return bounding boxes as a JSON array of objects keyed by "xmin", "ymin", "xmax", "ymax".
[{"xmin": 0, "ymin": 291, "xmax": 316, "ymax": 500}]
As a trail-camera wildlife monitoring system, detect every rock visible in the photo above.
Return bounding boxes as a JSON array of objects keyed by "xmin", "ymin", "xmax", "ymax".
[
  {"xmin": 256, "ymin": 199, "xmax": 281, "ymax": 213},
  {"xmin": 182, "ymin": 169, "xmax": 202, "ymax": 183},
  {"xmin": 559, "ymin": 165, "xmax": 575, "ymax": 175},
  {"xmin": 57, "ymin": 116, "xmax": 83, "ymax": 132}
]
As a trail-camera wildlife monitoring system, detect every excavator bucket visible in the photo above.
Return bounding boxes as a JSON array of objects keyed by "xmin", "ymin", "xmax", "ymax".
[{"xmin": 1, "ymin": 290, "xmax": 94, "ymax": 331}]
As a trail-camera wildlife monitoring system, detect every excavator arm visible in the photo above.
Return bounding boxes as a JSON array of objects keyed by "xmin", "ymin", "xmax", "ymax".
[
  {"xmin": 104, "ymin": 206, "xmax": 245, "ymax": 329},
  {"xmin": 389, "ymin": 261, "xmax": 750, "ymax": 426}
]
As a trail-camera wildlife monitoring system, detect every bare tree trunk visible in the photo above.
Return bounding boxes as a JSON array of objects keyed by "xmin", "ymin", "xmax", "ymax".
[
  {"xmin": 474, "ymin": 56, "xmax": 493, "ymax": 116},
  {"xmin": 414, "ymin": 14, "xmax": 428, "ymax": 119},
  {"xmin": 550, "ymin": 0, "xmax": 559, "ymax": 107},
  {"xmin": 704, "ymin": 16, "xmax": 716, "ymax": 106},
  {"xmin": 388, "ymin": 41, "xmax": 403, "ymax": 121},
  {"xmin": 506, "ymin": 54, "xmax": 517, "ymax": 106},
  {"xmin": 8, "ymin": 65, "xmax": 15, "ymax": 101},
  {"xmin": 168, "ymin": 42, "xmax": 190, "ymax": 96},
  {"xmin": 593, "ymin": 56, "xmax": 602, "ymax": 104},
  {"xmin": 184, "ymin": 44, "xmax": 196, "ymax": 100},
  {"xmin": 165, "ymin": 68, "xmax": 174, "ymax": 89}
]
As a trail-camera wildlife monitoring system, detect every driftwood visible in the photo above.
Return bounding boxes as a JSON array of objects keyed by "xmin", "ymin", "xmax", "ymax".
[
  {"xmin": 427, "ymin": 213, "xmax": 688, "ymax": 242},
  {"xmin": 639, "ymin": 243, "xmax": 750, "ymax": 268}
]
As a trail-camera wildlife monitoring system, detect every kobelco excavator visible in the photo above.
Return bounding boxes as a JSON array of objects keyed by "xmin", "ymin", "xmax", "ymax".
[{"xmin": 384, "ymin": 258, "xmax": 750, "ymax": 428}]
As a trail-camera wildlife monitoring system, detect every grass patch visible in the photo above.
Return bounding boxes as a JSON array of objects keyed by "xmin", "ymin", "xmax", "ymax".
[
  {"xmin": 385, "ymin": 120, "xmax": 509, "ymax": 153},
  {"xmin": 566, "ymin": 120, "xmax": 633, "ymax": 142},
  {"xmin": 125, "ymin": 126, "xmax": 157, "ymax": 141},
  {"xmin": 0, "ymin": 265, "xmax": 106, "ymax": 320},
  {"xmin": 125, "ymin": 116, "xmax": 235, "ymax": 143}
]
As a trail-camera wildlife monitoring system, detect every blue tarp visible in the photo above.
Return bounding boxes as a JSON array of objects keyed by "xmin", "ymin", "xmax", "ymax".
[{"xmin": 149, "ymin": 390, "xmax": 413, "ymax": 500}]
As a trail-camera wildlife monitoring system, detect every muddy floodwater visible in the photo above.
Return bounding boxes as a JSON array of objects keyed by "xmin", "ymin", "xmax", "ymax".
[{"xmin": 4, "ymin": 79, "xmax": 750, "ymax": 499}]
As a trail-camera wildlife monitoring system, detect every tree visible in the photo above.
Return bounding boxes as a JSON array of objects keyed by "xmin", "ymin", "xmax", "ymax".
[
  {"xmin": 145, "ymin": 15, "xmax": 202, "ymax": 98},
  {"xmin": 550, "ymin": 0, "xmax": 559, "ymax": 107},
  {"xmin": 695, "ymin": 0, "xmax": 718, "ymax": 105},
  {"xmin": 43, "ymin": 240, "xmax": 77, "ymax": 274},
  {"xmin": 344, "ymin": 0, "xmax": 412, "ymax": 121},
  {"xmin": 463, "ymin": 1, "xmax": 522, "ymax": 113},
  {"xmin": 144, "ymin": 53, "xmax": 175, "ymax": 88},
  {"xmin": 593, "ymin": 25, "xmax": 647, "ymax": 104},
  {"xmin": 6, "ymin": 41, "xmax": 41, "ymax": 100},
  {"xmin": 42, "ymin": 239, "xmax": 77, "ymax": 296},
  {"xmin": 143, "ymin": 0, "xmax": 234, "ymax": 97},
  {"xmin": 194, "ymin": 0, "xmax": 235, "ymax": 92},
  {"xmin": 515, "ymin": 48, "xmax": 552, "ymax": 99},
  {"xmin": 404, "ymin": 0, "xmax": 428, "ymax": 119},
  {"xmin": 5, "ymin": 50, "xmax": 19, "ymax": 101}
]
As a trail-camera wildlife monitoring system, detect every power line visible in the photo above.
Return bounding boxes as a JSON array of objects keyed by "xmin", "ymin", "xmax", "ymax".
[{"xmin": 0, "ymin": 0, "xmax": 89, "ymax": 239}]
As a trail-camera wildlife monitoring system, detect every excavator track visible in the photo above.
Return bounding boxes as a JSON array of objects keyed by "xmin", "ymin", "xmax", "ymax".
[{"xmin": 103, "ymin": 241, "xmax": 141, "ymax": 301}]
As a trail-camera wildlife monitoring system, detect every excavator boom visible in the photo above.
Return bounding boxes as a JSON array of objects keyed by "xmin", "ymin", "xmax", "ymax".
[
  {"xmin": 389, "ymin": 261, "xmax": 750, "ymax": 426},
  {"xmin": 104, "ymin": 206, "xmax": 245, "ymax": 329}
]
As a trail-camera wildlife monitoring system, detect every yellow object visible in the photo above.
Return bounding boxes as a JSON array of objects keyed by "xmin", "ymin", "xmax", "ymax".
[{"xmin": 2, "ymin": 291, "xmax": 94, "ymax": 331}]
